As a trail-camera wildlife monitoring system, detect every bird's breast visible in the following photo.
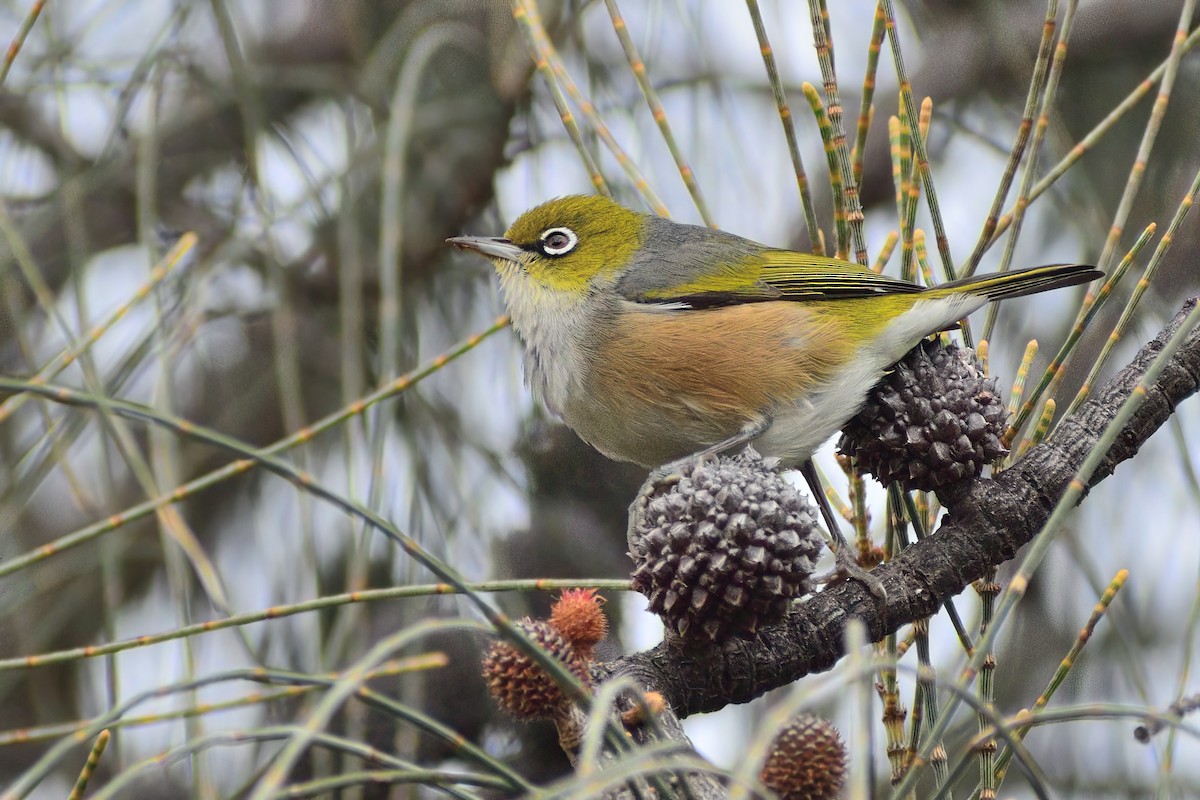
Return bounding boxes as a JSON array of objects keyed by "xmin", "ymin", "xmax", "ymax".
[{"xmin": 567, "ymin": 301, "xmax": 855, "ymax": 466}]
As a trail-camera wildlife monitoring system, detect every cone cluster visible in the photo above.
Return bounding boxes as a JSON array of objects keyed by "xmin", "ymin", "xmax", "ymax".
[
  {"xmin": 628, "ymin": 448, "xmax": 824, "ymax": 642},
  {"xmin": 839, "ymin": 339, "xmax": 1009, "ymax": 491}
]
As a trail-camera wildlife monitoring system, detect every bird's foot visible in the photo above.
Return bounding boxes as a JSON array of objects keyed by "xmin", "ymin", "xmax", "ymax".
[
  {"xmin": 822, "ymin": 547, "xmax": 888, "ymax": 602},
  {"xmin": 646, "ymin": 462, "xmax": 687, "ymax": 488}
]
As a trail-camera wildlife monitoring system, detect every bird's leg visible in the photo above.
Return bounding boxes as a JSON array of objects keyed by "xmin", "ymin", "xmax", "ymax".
[
  {"xmin": 629, "ymin": 419, "xmax": 771, "ymax": 540},
  {"xmin": 799, "ymin": 458, "xmax": 888, "ymax": 601},
  {"xmin": 646, "ymin": 418, "xmax": 772, "ymax": 484}
]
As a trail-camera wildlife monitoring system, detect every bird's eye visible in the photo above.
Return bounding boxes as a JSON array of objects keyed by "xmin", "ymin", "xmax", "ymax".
[{"xmin": 538, "ymin": 227, "xmax": 578, "ymax": 256}]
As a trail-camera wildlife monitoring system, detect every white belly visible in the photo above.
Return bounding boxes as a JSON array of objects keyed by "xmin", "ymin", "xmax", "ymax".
[
  {"xmin": 753, "ymin": 356, "xmax": 884, "ymax": 463},
  {"xmin": 755, "ymin": 295, "xmax": 984, "ymax": 463}
]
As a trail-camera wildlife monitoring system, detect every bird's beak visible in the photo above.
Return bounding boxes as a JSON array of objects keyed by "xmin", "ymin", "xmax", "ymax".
[{"xmin": 446, "ymin": 235, "xmax": 524, "ymax": 263}]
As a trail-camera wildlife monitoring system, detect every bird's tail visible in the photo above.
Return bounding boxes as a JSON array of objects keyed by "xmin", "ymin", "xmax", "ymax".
[{"xmin": 929, "ymin": 263, "xmax": 1102, "ymax": 301}]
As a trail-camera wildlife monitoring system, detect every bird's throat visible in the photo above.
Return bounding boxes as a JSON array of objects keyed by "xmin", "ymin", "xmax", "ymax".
[{"xmin": 497, "ymin": 269, "xmax": 598, "ymax": 418}]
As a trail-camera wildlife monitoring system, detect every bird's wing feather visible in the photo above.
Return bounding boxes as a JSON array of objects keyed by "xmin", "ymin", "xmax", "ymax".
[
  {"xmin": 755, "ymin": 250, "xmax": 926, "ymax": 298},
  {"xmin": 633, "ymin": 249, "xmax": 925, "ymax": 308}
]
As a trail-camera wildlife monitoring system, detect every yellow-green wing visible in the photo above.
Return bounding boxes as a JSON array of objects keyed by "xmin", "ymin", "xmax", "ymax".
[
  {"xmin": 754, "ymin": 250, "xmax": 924, "ymax": 299},
  {"xmin": 635, "ymin": 249, "xmax": 924, "ymax": 307}
]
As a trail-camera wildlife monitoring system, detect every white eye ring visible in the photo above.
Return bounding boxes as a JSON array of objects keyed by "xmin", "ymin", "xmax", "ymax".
[{"xmin": 539, "ymin": 227, "xmax": 578, "ymax": 256}]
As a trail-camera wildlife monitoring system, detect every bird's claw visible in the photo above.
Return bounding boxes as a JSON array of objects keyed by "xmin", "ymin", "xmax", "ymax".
[
  {"xmin": 825, "ymin": 548, "xmax": 888, "ymax": 602},
  {"xmin": 646, "ymin": 463, "xmax": 685, "ymax": 487}
]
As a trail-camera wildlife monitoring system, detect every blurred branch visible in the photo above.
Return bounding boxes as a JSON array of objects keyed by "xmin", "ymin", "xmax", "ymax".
[
  {"xmin": 0, "ymin": 90, "xmax": 86, "ymax": 171},
  {"xmin": 856, "ymin": 0, "xmax": 1183, "ymax": 209},
  {"xmin": 603, "ymin": 296, "xmax": 1200, "ymax": 717},
  {"xmin": 0, "ymin": 0, "xmax": 526, "ymax": 325}
]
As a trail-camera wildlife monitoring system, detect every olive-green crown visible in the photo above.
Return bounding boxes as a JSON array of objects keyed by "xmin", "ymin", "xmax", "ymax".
[{"xmin": 503, "ymin": 195, "xmax": 646, "ymax": 291}]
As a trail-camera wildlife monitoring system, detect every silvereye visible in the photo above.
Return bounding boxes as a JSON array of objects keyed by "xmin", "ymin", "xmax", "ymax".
[{"xmin": 448, "ymin": 195, "xmax": 1100, "ymax": 594}]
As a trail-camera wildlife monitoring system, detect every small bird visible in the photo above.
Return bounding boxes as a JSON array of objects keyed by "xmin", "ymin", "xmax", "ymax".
[{"xmin": 449, "ymin": 195, "xmax": 1100, "ymax": 594}]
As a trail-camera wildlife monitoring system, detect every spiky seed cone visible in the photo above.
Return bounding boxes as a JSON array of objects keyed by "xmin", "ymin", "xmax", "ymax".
[
  {"xmin": 628, "ymin": 448, "xmax": 824, "ymax": 643},
  {"xmin": 838, "ymin": 339, "xmax": 1009, "ymax": 491},
  {"xmin": 481, "ymin": 619, "xmax": 590, "ymax": 720},
  {"xmin": 759, "ymin": 713, "xmax": 848, "ymax": 800},
  {"xmin": 549, "ymin": 588, "xmax": 608, "ymax": 659}
]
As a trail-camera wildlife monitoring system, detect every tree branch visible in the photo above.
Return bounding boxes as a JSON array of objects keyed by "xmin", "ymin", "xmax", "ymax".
[{"xmin": 600, "ymin": 297, "xmax": 1200, "ymax": 717}]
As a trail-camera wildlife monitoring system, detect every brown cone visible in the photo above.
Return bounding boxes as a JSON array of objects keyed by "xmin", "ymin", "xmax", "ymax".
[
  {"xmin": 759, "ymin": 713, "xmax": 848, "ymax": 800},
  {"xmin": 481, "ymin": 618, "xmax": 590, "ymax": 720}
]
